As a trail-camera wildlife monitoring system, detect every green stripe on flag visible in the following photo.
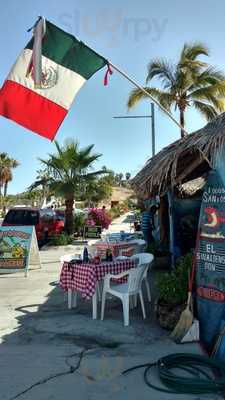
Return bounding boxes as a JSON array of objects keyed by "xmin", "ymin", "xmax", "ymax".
[{"xmin": 26, "ymin": 20, "xmax": 107, "ymax": 80}]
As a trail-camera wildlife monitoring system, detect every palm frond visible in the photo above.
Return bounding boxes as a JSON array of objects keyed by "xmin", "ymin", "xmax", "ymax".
[
  {"xmin": 28, "ymin": 177, "xmax": 52, "ymax": 191},
  {"xmin": 212, "ymin": 98, "xmax": 225, "ymax": 112},
  {"xmin": 127, "ymin": 87, "xmax": 175, "ymax": 110},
  {"xmin": 54, "ymin": 140, "xmax": 63, "ymax": 156},
  {"xmin": 146, "ymin": 59, "xmax": 175, "ymax": 87},
  {"xmin": 173, "ymin": 68, "xmax": 195, "ymax": 93},
  {"xmin": 180, "ymin": 42, "xmax": 209, "ymax": 63},
  {"xmin": 39, "ymin": 157, "xmax": 67, "ymax": 181},
  {"xmin": 191, "ymin": 67, "xmax": 225, "ymax": 88},
  {"xmin": 189, "ymin": 81, "xmax": 225, "ymax": 99},
  {"xmin": 127, "ymin": 87, "xmax": 149, "ymax": 108},
  {"xmin": 193, "ymin": 100, "xmax": 219, "ymax": 120}
]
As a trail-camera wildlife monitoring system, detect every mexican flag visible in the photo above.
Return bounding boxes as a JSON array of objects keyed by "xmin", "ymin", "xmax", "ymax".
[{"xmin": 0, "ymin": 19, "xmax": 107, "ymax": 140}]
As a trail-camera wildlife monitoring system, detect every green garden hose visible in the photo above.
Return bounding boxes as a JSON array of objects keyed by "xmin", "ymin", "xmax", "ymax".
[{"xmin": 122, "ymin": 353, "xmax": 225, "ymax": 395}]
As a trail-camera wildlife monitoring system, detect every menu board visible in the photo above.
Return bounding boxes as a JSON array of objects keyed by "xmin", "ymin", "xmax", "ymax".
[
  {"xmin": 0, "ymin": 226, "xmax": 41, "ymax": 276},
  {"xmin": 196, "ymin": 171, "xmax": 225, "ymax": 350},
  {"xmin": 83, "ymin": 225, "xmax": 102, "ymax": 238}
]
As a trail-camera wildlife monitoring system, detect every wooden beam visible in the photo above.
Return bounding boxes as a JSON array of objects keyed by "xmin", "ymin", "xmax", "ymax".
[{"xmin": 173, "ymin": 155, "xmax": 207, "ymax": 186}]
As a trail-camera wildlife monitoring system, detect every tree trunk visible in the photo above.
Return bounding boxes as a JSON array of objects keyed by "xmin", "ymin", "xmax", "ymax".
[
  {"xmin": 4, "ymin": 181, "xmax": 8, "ymax": 197},
  {"xmin": 65, "ymin": 196, "xmax": 74, "ymax": 235},
  {"xmin": 180, "ymin": 109, "xmax": 185, "ymax": 138}
]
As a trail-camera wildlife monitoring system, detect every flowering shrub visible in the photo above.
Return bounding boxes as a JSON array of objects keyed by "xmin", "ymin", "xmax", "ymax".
[
  {"xmin": 87, "ymin": 208, "xmax": 111, "ymax": 229},
  {"xmin": 86, "ymin": 219, "xmax": 96, "ymax": 226},
  {"xmin": 107, "ymin": 206, "xmax": 121, "ymax": 220}
]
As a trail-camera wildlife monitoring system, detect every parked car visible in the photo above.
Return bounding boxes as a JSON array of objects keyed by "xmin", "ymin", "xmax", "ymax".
[
  {"xmin": 54, "ymin": 209, "xmax": 65, "ymax": 222},
  {"xmin": 2, "ymin": 207, "xmax": 65, "ymax": 243}
]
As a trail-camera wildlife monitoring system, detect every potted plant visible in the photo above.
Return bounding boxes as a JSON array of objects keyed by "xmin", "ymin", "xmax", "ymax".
[{"xmin": 155, "ymin": 253, "xmax": 192, "ymax": 330}]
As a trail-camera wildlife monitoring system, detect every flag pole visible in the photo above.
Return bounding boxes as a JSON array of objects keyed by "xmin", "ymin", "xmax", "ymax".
[{"xmin": 108, "ymin": 61, "xmax": 189, "ymax": 136}]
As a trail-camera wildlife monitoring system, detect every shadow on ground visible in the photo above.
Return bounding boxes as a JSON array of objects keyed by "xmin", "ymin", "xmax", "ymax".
[
  {"xmin": 0, "ymin": 246, "xmax": 207, "ymax": 400},
  {"xmin": 1, "ymin": 270, "xmax": 167, "ymax": 348}
]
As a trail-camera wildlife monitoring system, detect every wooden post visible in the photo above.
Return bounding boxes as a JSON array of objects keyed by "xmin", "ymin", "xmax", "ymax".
[
  {"xmin": 159, "ymin": 195, "xmax": 169, "ymax": 248},
  {"xmin": 167, "ymin": 191, "xmax": 175, "ymax": 267}
]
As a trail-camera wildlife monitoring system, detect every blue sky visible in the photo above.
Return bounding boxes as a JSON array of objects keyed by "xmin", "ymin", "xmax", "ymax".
[{"xmin": 0, "ymin": 0, "xmax": 224, "ymax": 193}]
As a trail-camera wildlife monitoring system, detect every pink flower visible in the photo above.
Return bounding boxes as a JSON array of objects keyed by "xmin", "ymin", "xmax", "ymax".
[
  {"xmin": 87, "ymin": 208, "xmax": 111, "ymax": 229},
  {"xmin": 86, "ymin": 219, "xmax": 96, "ymax": 226}
]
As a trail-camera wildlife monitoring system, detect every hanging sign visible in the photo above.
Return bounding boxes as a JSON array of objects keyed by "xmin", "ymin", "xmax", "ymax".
[
  {"xmin": 196, "ymin": 170, "xmax": 225, "ymax": 350},
  {"xmin": 0, "ymin": 226, "xmax": 41, "ymax": 277}
]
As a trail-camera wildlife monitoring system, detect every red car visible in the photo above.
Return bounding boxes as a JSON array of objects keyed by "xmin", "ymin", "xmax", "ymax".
[{"xmin": 2, "ymin": 207, "xmax": 65, "ymax": 243}]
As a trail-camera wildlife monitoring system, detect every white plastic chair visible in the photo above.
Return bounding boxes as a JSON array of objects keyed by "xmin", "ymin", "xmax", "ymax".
[
  {"xmin": 115, "ymin": 255, "xmax": 129, "ymax": 261},
  {"xmin": 133, "ymin": 239, "xmax": 147, "ymax": 253},
  {"xmin": 101, "ymin": 263, "xmax": 149, "ymax": 326},
  {"xmin": 131, "ymin": 253, "xmax": 154, "ymax": 303}
]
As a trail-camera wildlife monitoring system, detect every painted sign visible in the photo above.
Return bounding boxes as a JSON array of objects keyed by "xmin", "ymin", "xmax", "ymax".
[
  {"xmin": 0, "ymin": 226, "xmax": 41, "ymax": 276},
  {"xmin": 83, "ymin": 225, "xmax": 102, "ymax": 239},
  {"xmin": 196, "ymin": 171, "xmax": 225, "ymax": 350}
]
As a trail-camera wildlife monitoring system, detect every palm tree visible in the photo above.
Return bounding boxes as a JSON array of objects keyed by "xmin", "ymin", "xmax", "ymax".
[
  {"xmin": 125, "ymin": 172, "xmax": 131, "ymax": 181},
  {"xmin": 128, "ymin": 42, "xmax": 225, "ymax": 138},
  {"xmin": 33, "ymin": 168, "xmax": 52, "ymax": 204},
  {"xmin": 115, "ymin": 173, "xmax": 123, "ymax": 186},
  {"xmin": 30, "ymin": 140, "xmax": 106, "ymax": 234},
  {"xmin": 3, "ymin": 158, "xmax": 19, "ymax": 197},
  {"xmin": 0, "ymin": 153, "xmax": 9, "ymax": 195},
  {"xmin": 0, "ymin": 153, "xmax": 19, "ymax": 196}
]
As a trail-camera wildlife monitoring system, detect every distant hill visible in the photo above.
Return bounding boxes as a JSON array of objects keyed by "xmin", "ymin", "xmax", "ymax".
[{"xmin": 99, "ymin": 186, "xmax": 136, "ymax": 208}]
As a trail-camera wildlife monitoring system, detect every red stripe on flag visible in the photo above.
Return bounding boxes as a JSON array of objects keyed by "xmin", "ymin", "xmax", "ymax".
[{"xmin": 0, "ymin": 80, "xmax": 67, "ymax": 140}]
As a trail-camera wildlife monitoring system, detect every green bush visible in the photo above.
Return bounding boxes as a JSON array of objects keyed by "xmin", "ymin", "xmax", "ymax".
[
  {"xmin": 49, "ymin": 233, "xmax": 73, "ymax": 246},
  {"xmin": 108, "ymin": 206, "xmax": 121, "ymax": 220},
  {"xmin": 156, "ymin": 253, "xmax": 192, "ymax": 306},
  {"xmin": 74, "ymin": 213, "xmax": 86, "ymax": 235},
  {"xmin": 114, "ymin": 206, "xmax": 122, "ymax": 217}
]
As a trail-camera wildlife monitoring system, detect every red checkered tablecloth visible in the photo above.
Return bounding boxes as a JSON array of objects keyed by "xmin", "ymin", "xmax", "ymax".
[{"xmin": 59, "ymin": 259, "xmax": 137, "ymax": 300}]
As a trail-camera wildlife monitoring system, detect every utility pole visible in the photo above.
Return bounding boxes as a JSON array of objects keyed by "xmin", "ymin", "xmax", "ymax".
[
  {"xmin": 151, "ymin": 103, "xmax": 155, "ymax": 156},
  {"xmin": 113, "ymin": 103, "xmax": 156, "ymax": 157}
]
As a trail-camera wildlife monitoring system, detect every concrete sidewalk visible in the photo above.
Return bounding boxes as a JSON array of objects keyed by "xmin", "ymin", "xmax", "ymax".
[
  {"xmin": 1, "ymin": 341, "xmax": 218, "ymax": 400},
  {"xmin": 0, "ymin": 214, "xmax": 221, "ymax": 399},
  {"xmin": 104, "ymin": 211, "xmax": 134, "ymax": 234}
]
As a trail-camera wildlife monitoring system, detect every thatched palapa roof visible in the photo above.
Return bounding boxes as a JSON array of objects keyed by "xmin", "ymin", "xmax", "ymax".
[
  {"xmin": 133, "ymin": 112, "xmax": 225, "ymax": 198},
  {"xmin": 178, "ymin": 176, "xmax": 206, "ymax": 197}
]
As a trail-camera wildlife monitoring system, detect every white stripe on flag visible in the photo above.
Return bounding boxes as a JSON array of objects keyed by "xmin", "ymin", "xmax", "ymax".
[{"xmin": 7, "ymin": 49, "xmax": 86, "ymax": 110}]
